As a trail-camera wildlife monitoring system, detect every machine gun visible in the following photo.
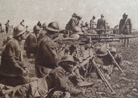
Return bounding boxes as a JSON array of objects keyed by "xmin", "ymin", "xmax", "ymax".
[{"xmin": 92, "ymin": 58, "xmax": 116, "ymax": 94}]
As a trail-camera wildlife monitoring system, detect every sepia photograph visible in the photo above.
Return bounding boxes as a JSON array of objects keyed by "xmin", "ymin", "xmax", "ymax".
[{"xmin": 0, "ymin": 0, "xmax": 138, "ymax": 97}]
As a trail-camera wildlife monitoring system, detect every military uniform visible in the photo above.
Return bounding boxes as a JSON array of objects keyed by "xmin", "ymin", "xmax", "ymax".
[
  {"xmin": 119, "ymin": 18, "xmax": 132, "ymax": 35},
  {"xmin": 24, "ymin": 32, "xmax": 38, "ymax": 58},
  {"xmin": 46, "ymin": 66, "xmax": 82, "ymax": 95},
  {"xmin": 35, "ymin": 34, "xmax": 60, "ymax": 78},
  {"xmin": 5, "ymin": 21, "xmax": 9, "ymax": 33},
  {"xmin": 0, "ymin": 38, "xmax": 29, "ymax": 86}
]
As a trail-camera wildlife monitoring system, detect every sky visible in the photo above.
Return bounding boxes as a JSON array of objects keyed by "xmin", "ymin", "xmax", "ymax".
[{"xmin": 0, "ymin": 0, "xmax": 138, "ymax": 29}]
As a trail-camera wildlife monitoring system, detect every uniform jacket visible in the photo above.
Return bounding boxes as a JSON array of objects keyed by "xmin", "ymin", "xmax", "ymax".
[
  {"xmin": 66, "ymin": 17, "xmax": 79, "ymax": 31},
  {"xmin": 90, "ymin": 19, "xmax": 96, "ymax": 28},
  {"xmin": 24, "ymin": 32, "xmax": 37, "ymax": 54},
  {"xmin": 35, "ymin": 34, "xmax": 59, "ymax": 69},
  {"xmin": 119, "ymin": 18, "xmax": 132, "ymax": 34},
  {"xmin": 46, "ymin": 66, "xmax": 82, "ymax": 95},
  {"xmin": 0, "ymin": 38, "xmax": 26, "ymax": 77},
  {"xmin": 97, "ymin": 18, "xmax": 106, "ymax": 30}
]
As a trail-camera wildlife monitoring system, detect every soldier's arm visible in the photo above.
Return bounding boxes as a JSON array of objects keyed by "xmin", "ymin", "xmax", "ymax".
[
  {"xmin": 29, "ymin": 35, "xmax": 37, "ymax": 48},
  {"xmin": 55, "ymin": 68, "xmax": 82, "ymax": 95},
  {"xmin": 5, "ymin": 43, "xmax": 25, "ymax": 74},
  {"xmin": 42, "ymin": 40, "xmax": 59, "ymax": 66}
]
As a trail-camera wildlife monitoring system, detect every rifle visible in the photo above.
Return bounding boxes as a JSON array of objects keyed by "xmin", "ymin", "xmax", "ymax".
[
  {"xmin": 107, "ymin": 49, "xmax": 125, "ymax": 76},
  {"xmin": 73, "ymin": 56, "xmax": 93, "ymax": 71},
  {"xmin": 92, "ymin": 58, "xmax": 116, "ymax": 94}
]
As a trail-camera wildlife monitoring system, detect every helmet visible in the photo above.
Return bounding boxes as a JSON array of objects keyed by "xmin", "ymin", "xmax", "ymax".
[
  {"xmin": 72, "ymin": 13, "xmax": 78, "ymax": 17},
  {"xmin": 46, "ymin": 22, "xmax": 59, "ymax": 32},
  {"xmin": 109, "ymin": 47, "xmax": 116, "ymax": 53},
  {"xmin": 96, "ymin": 44, "xmax": 108, "ymax": 56},
  {"xmin": 73, "ymin": 26, "xmax": 82, "ymax": 32},
  {"xmin": 58, "ymin": 55, "xmax": 76, "ymax": 66},
  {"xmin": 42, "ymin": 22, "xmax": 47, "ymax": 28},
  {"xmin": 13, "ymin": 25, "xmax": 26, "ymax": 37},
  {"xmin": 33, "ymin": 25, "xmax": 40, "ymax": 31},
  {"xmin": 70, "ymin": 34, "xmax": 80, "ymax": 39}
]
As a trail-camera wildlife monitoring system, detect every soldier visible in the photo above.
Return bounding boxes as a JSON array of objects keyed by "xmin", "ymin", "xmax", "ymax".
[
  {"xmin": 65, "ymin": 13, "xmax": 82, "ymax": 31},
  {"xmin": 95, "ymin": 44, "xmax": 123, "ymax": 79},
  {"xmin": 119, "ymin": 13, "xmax": 132, "ymax": 47},
  {"xmin": 97, "ymin": 14, "xmax": 107, "ymax": 34},
  {"xmin": 20, "ymin": 19, "xmax": 25, "ymax": 27},
  {"xmin": 90, "ymin": 16, "xmax": 96, "ymax": 29},
  {"xmin": 0, "ymin": 25, "xmax": 30, "ymax": 86},
  {"xmin": 46, "ymin": 55, "xmax": 86, "ymax": 97},
  {"xmin": 35, "ymin": 22, "xmax": 61, "ymax": 78},
  {"xmin": 37, "ymin": 22, "xmax": 47, "ymax": 43},
  {"xmin": 37, "ymin": 21, "xmax": 42, "ymax": 28},
  {"xmin": 24, "ymin": 25, "xmax": 41, "ymax": 58},
  {"xmin": 5, "ymin": 20, "xmax": 9, "ymax": 33}
]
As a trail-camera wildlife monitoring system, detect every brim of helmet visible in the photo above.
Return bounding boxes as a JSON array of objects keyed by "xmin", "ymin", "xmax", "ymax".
[
  {"xmin": 96, "ymin": 52, "xmax": 108, "ymax": 57},
  {"xmin": 46, "ymin": 27, "xmax": 59, "ymax": 32},
  {"xmin": 58, "ymin": 60, "xmax": 76, "ymax": 66},
  {"xmin": 13, "ymin": 29, "xmax": 26, "ymax": 37}
]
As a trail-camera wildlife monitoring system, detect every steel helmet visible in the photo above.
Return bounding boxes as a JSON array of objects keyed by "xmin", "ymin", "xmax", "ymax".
[
  {"xmin": 33, "ymin": 25, "xmax": 40, "ymax": 31},
  {"xmin": 42, "ymin": 22, "xmax": 47, "ymax": 28},
  {"xmin": 58, "ymin": 55, "xmax": 76, "ymax": 66},
  {"xmin": 46, "ymin": 22, "xmax": 59, "ymax": 32},
  {"xmin": 96, "ymin": 44, "xmax": 108, "ymax": 56},
  {"xmin": 109, "ymin": 47, "xmax": 116, "ymax": 53},
  {"xmin": 70, "ymin": 34, "xmax": 80, "ymax": 39},
  {"xmin": 13, "ymin": 25, "xmax": 26, "ymax": 37}
]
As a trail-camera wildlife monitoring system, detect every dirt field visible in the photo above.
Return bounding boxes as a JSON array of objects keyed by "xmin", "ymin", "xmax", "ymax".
[{"xmin": 0, "ymin": 32, "xmax": 138, "ymax": 98}]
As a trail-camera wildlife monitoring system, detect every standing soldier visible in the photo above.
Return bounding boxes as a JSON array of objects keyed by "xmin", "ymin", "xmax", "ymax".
[
  {"xmin": 35, "ymin": 22, "xmax": 60, "ymax": 78},
  {"xmin": 0, "ymin": 25, "xmax": 30, "ymax": 86},
  {"xmin": 20, "ymin": 19, "xmax": 25, "ymax": 27},
  {"xmin": 5, "ymin": 20, "xmax": 9, "ymax": 33},
  {"xmin": 119, "ymin": 13, "xmax": 132, "ymax": 47},
  {"xmin": 97, "ymin": 14, "xmax": 107, "ymax": 34},
  {"xmin": 90, "ymin": 16, "xmax": 96, "ymax": 29},
  {"xmin": 0, "ymin": 23, "xmax": 2, "ymax": 35},
  {"xmin": 24, "ymin": 25, "xmax": 41, "ymax": 58}
]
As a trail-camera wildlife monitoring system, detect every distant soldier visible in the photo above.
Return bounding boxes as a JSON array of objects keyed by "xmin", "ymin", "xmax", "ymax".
[
  {"xmin": 24, "ymin": 25, "xmax": 41, "ymax": 58},
  {"xmin": 97, "ymin": 14, "xmax": 107, "ymax": 34},
  {"xmin": 5, "ymin": 20, "xmax": 9, "ymax": 33},
  {"xmin": 20, "ymin": 19, "xmax": 25, "ymax": 27},
  {"xmin": 37, "ymin": 22, "xmax": 47, "ymax": 42},
  {"xmin": 90, "ymin": 16, "xmax": 96, "ymax": 29},
  {"xmin": 119, "ymin": 13, "xmax": 132, "ymax": 47},
  {"xmin": 37, "ymin": 21, "xmax": 41, "ymax": 28},
  {"xmin": 66, "ymin": 13, "xmax": 82, "ymax": 31},
  {"xmin": 0, "ymin": 25, "xmax": 30, "ymax": 86},
  {"xmin": 35, "ymin": 22, "xmax": 61, "ymax": 78},
  {"xmin": 0, "ymin": 23, "xmax": 2, "ymax": 34}
]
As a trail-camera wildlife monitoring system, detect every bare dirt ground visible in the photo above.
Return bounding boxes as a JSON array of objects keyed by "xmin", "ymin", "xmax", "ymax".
[{"xmin": 0, "ymin": 32, "xmax": 138, "ymax": 98}]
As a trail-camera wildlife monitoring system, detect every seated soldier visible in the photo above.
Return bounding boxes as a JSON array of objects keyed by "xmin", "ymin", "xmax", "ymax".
[
  {"xmin": 95, "ymin": 44, "xmax": 123, "ymax": 79},
  {"xmin": 0, "ymin": 25, "xmax": 30, "ymax": 86},
  {"xmin": 12, "ymin": 55, "xmax": 86, "ymax": 98}
]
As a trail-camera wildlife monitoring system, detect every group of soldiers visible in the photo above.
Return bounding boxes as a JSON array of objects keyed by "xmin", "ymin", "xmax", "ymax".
[{"xmin": 0, "ymin": 13, "xmax": 129, "ymax": 98}]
